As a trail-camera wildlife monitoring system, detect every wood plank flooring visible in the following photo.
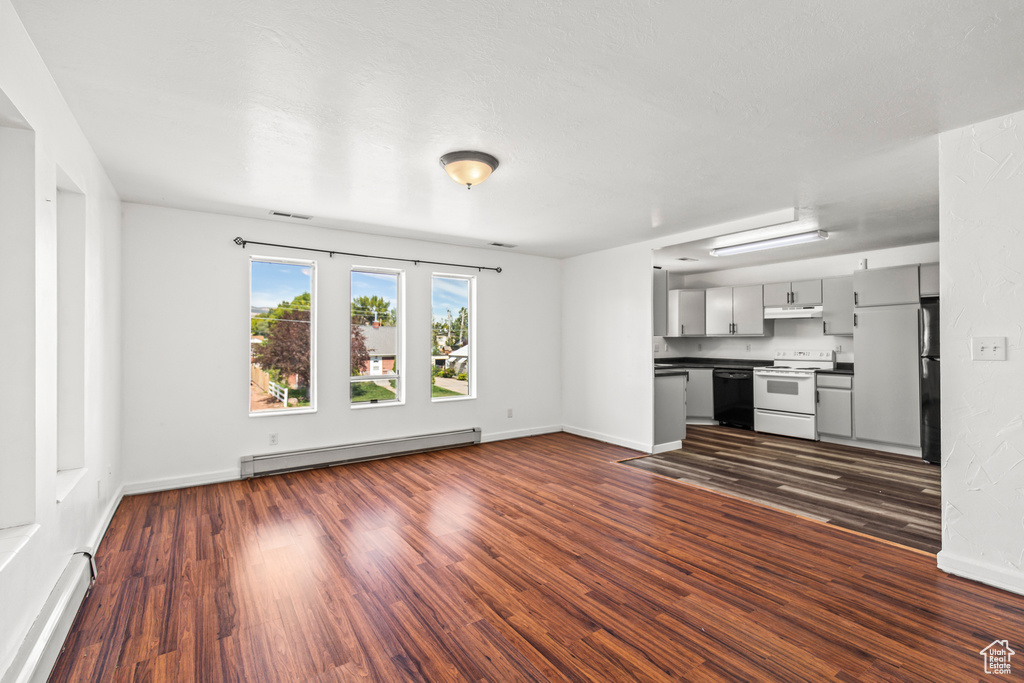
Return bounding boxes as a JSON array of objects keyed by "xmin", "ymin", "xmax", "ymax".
[
  {"xmin": 623, "ymin": 426, "xmax": 941, "ymax": 553},
  {"xmin": 50, "ymin": 432, "xmax": 1022, "ymax": 682}
]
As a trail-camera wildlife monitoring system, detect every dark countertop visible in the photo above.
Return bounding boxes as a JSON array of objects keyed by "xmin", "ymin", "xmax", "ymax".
[
  {"xmin": 654, "ymin": 356, "xmax": 774, "ymax": 370},
  {"xmin": 818, "ymin": 362, "xmax": 854, "ymax": 375}
]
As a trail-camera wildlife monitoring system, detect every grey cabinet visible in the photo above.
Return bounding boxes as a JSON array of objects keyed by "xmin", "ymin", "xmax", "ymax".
[
  {"xmin": 652, "ymin": 269, "xmax": 668, "ymax": 336},
  {"xmin": 684, "ymin": 368, "xmax": 714, "ymax": 420},
  {"xmin": 853, "ymin": 303, "xmax": 921, "ymax": 447},
  {"xmin": 654, "ymin": 373, "xmax": 687, "ymax": 445},
  {"xmin": 706, "ymin": 285, "xmax": 765, "ymax": 335},
  {"xmin": 764, "ymin": 279, "xmax": 822, "ymax": 306},
  {"xmin": 817, "ymin": 375, "xmax": 853, "ymax": 438},
  {"xmin": 666, "ymin": 290, "xmax": 706, "ymax": 337},
  {"xmin": 853, "ymin": 265, "xmax": 919, "ymax": 307},
  {"xmin": 821, "ymin": 276, "xmax": 854, "ymax": 336},
  {"xmin": 920, "ymin": 262, "xmax": 939, "ymax": 297}
]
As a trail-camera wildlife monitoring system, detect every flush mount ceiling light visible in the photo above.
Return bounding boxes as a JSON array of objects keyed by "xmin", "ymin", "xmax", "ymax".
[
  {"xmin": 710, "ymin": 230, "xmax": 829, "ymax": 257},
  {"xmin": 440, "ymin": 151, "xmax": 499, "ymax": 189}
]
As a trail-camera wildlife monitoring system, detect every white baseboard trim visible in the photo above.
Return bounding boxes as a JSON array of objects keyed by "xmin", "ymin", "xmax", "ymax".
[
  {"xmin": 651, "ymin": 440, "xmax": 682, "ymax": 454},
  {"xmin": 87, "ymin": 485, "xmax": 124, "ymax": 554},
  {"xmin": 480, "ymin": 425, "xmax": 563, "ymax": 443},
  {"xmin": 122, "ymin": 469, "xmax": 238, "ymax": 496},
  {"xmin": 562, "ymin": 426, "xmax": 649, "ymax": 454},
  {"xmin": 936, "ymin": 549, "xmax": 1024, "ymax": 597}
]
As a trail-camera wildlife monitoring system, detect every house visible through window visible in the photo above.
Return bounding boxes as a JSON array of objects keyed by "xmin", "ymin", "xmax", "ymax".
[
  {"xmin": 431, "ymin": 274, "xmax": 474, "ymax": 399},
  {"xmin": 250, "ymin": 258, "xmax": 315, "ymax": 414},
  {"xmin": 351, "ymin": 269, "xmax": 402, "ymax": 404}
]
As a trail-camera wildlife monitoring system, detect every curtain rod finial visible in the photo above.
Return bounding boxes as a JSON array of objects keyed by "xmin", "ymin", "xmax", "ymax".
[{"xmin": 233, "ymin": 236, "xmax": 245, "ymax": 247}]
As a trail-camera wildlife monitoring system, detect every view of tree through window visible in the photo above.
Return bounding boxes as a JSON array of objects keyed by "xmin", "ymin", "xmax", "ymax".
[
  {"xmin": 351, "ymin": 269, "xmax": 401, "ymax": 404},
  {"xmin": 431, "ymin": 275, "xmax": 473, "ymax": 399},
  {"xmin": 250, "ymin": 258, "xmax": 314, "ymax": 413}
]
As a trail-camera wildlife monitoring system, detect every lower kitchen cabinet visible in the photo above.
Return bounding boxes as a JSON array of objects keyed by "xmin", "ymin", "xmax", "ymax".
[
  {"xmin": 816, "ymin": 375, "xmax": 853, "ymax": 438},
  {"xmin": 684, "ymin": 368, "xmax": 714, "ymax": 420}
]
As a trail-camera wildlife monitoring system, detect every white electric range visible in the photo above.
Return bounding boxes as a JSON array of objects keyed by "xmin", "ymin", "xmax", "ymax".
[{"xmin": 753, "ymin": 350, "xmax": 836, "ymax": 440}]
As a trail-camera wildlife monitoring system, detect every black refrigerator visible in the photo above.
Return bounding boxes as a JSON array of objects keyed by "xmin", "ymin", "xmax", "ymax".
[{"xmin": 920, "ymin": 299, "xmax": 940, "ymax": 464}]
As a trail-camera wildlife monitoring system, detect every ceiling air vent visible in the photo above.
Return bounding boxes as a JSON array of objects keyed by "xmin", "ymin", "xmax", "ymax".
[
  {"xmin": 269, "ymin": 211, "xmax": 313, "ymax": 220},
  {"xmin": 488, "ymin": 242, "xmax": 517, "ymax": 248}
]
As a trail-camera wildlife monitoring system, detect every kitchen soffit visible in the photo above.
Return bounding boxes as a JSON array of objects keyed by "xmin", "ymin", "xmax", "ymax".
[{"xmin": 10, "ymin": 1, "xmax": 1024, "ymax": 258}]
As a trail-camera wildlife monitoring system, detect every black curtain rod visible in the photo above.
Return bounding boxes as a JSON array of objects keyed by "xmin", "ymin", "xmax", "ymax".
[{"xmin": 233, "ymin": 237, "xmax": 502, "ymax": 273}]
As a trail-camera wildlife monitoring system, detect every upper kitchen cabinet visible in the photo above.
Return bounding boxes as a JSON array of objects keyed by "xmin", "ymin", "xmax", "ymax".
[
  {"xmin": 667, "ymin": 289, "xmax": 706, "ymax": 337},
  {"xmin": 821, "ymin": 276, "xmax": 854, "ymax": 335},
  {"xmin": 919, "ymin": 262, "xmax": 939, "ymax": 297},
  {"xmin": 653, "ymin": 269, "xmax": 668, "ymax": 336},
  {"xmin": 853, "ymin": 265, "xmax": 919, "ymax": 307},
  {"xmin": 706, "ymin": 285, "xmax": 766, "ymax": 335},
  {"xmin": 763, "ymin": 279, "xmax": 822, "ymax": 306}
]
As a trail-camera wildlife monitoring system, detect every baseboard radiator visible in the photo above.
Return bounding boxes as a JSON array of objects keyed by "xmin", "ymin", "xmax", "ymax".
[
  {"xmin": 240, "ymin": 427, "xmax": 482, "ymax": 479},
  {"xmin": 2, "ymin": 552, "xmax": 95, "ymax": 683}
]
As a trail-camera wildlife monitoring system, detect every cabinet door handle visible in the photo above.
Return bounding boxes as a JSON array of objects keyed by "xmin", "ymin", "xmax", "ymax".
[
  {"xmin": 789, "ymin": 291, "xmax": 794, "ymax": 304},
  {"xmin": 854, "ymin": 291, "xmax": 859, "ymax": 306},
  {"xmin": 823, "ymin": 320, "xmax": 827, "ymax": 335},
  {"xmin": 816, "ymin": 390, "xmax": 820, "ymax": 403},
  {"xmin": 854, "ymin": 313, "xmax": 858, "ymax": 327},
  {"xmin": 680, "ymin": 324, "xmax": 684, "ymax": 335}
]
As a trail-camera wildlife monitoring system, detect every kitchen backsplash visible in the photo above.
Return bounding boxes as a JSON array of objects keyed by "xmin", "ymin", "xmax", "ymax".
[{"xmin": 654, "ymin": 318, "xmax": 855, "ymax": 363}]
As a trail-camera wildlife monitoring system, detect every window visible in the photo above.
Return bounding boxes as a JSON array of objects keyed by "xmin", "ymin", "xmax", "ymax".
[
  {"xmin": 250, "ymin": 257, "xmax": 315, "ymax": 414},
  {"xmin": 350, "ymin": 269, "xmax": 402, "ymax": 405},
  {"xmin": 431, "ymin": 274, "xmax": 474, "ymax": 399}
]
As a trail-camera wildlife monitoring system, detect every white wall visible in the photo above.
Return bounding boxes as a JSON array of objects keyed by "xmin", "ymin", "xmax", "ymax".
[
  {"xmin": 119, "ymin": 203, "xmax": 562, "ymax": 489},
  {"xmin": 561, "ymin": 242, "xmax": 655, "ymax": 452},
  {"xmin": 937, "ymin": 111, "xmax": 1024, "ymax": 595},
  {"xmin": 656, "ymin": 242, "xmax": 939, "ymax": 362},
  {"xmin": 0, "ymin": 0, "xmax": 123, "ymax": 674}
]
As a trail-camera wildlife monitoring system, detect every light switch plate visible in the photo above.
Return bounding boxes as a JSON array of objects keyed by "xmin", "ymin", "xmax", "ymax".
[{"xmin": 971, "ymin": 336, "xmax": 1007, "ymax": 361}]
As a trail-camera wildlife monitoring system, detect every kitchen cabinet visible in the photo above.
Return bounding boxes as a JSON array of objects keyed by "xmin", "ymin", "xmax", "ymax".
[
  {"xmin": 652, "ymin": 269, "xmax": 668, "ymax": 336},
  {"xmin": 666, "ymin": 289, "xmax": 706, "ymax": 336},
  {"xmin": 684, "ymin": 368, "xmax": 714, "ymax": 420},
  {"xmin": 821, "ymin": 276, "xmax": 854, "ymax": 336},
  {"xmin": 764, "ymin": 279, "xmax": 822, "ymax": 306},
  {"xmin": 920, "ymin": 262, "xmax": 939, "ymax": 297},
  {"xmin": 853, "ymin": 303, "xmax": 921, "ymax": 447},
  {"xmin": 706, "ymin": 285, "xmax": 765, "ymax": 335},
  {"xmin": 853, "ymin": 265, "xmax": 919, "ymax": 307},
  {"xmin": 816, "ymin": 374, "xmax": 853, "ymax": 438},
  {"xmin": 654, "ymin": 371, "xmax": 687, "ymax": 446}
]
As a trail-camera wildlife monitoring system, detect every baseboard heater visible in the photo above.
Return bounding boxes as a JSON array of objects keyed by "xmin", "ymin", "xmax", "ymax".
[
  {"xmin": 2, "ymin": 551, "xmax": 95, "ymax": 683},
  {"xmin": 240, "ymin": 427, "xmax": 482, "ymax": 479}
]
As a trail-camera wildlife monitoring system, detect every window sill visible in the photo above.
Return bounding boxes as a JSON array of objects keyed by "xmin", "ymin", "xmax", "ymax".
[
  {"xmin": 0, "ymin": 523, "xmax": 40, "ymax": 573},
  {"xmin": 350, "ymin": 400, "xmax": 406, "ymax": 410},
  {"xmin": 431, "ymin": 395, "xmax": 476, "ymax": 403},
  {"xmin": 249, "ymin": 407, "xmax": 317, "ymax": 418},
  {"xmin": 56, "ymin": 468, "xmax": 88, "ymax": 503}
]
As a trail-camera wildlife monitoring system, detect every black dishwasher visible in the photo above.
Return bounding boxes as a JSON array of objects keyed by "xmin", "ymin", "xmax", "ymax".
[{"xmin": 713, "ymin": 368, "xmax": 754, "ymax": 430}]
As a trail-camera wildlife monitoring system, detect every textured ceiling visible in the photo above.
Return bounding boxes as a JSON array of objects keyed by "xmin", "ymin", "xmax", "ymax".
[{"xmin": 11, "ymin": 1, "xmax": 1024, "ymax": 258}]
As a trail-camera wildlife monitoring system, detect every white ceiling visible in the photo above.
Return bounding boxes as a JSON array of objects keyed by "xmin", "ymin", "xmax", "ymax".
[{"xmin": 12, "ymin": 1, "xmax": 1024, "ymax": 259}]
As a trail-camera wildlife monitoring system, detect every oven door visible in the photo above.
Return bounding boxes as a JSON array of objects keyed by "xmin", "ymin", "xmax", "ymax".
[{"xmin": 753, "ymin": 370, "xmax": 816, "ymax": 414}]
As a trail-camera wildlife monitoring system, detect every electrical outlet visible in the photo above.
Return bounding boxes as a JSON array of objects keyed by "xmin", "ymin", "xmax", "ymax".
[
  {"xmin": 745, "ymin": 344, "xmax": 751, "ymax": 351},
  {"xmin": 971, "ymin": 336, "xmax": 1007, "ymax": 361},
  {"xmin": 269, "ymin": 433, "xmax": 279, "ymax": 446},
  {"xmin": 698, "ymin": 343, "xmax": 703, "ymax": 351},
  {"xmin": 653, "ymin": 342, "xmax": 660, "ymax": 352},
  {"xmin": 835, "ymin": 345, "xmax": 842, "ymax": 353},
  {"xmin": 507, "ymin": 408, "xmax": 513, "ymax": 418}
]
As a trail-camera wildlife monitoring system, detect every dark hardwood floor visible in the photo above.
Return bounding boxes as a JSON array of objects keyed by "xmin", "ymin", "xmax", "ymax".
[
  {"xmin": 624, "ymin": 425, "xmax": 941, "ymax": 553},
  {"xmin": 51, "ymin": 432, "xmax": 1022, "ymax": 682}
]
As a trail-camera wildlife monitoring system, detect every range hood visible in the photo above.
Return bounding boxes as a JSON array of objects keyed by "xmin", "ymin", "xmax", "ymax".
[{"xmin": 764, "ymin": 305, "xmax": 823, "ymax": 320}]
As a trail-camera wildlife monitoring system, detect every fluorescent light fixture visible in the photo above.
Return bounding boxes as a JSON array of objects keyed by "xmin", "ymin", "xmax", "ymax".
[{"xmin": 710, "ymin": 230, "xmax": 829, "ymax": 257}]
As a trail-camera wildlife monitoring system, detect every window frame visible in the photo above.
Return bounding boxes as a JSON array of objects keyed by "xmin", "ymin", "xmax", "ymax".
[
  {"xmin": 349, "ymin": 266, "xmax": 405, "ymax": 409},
  {"xmin": 248, "ymin": 255, "xmax": 317, "ymax": 417},
  {"xmin": 430, "ymin": 272, "xmax": 476, "ymax": 402}
]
